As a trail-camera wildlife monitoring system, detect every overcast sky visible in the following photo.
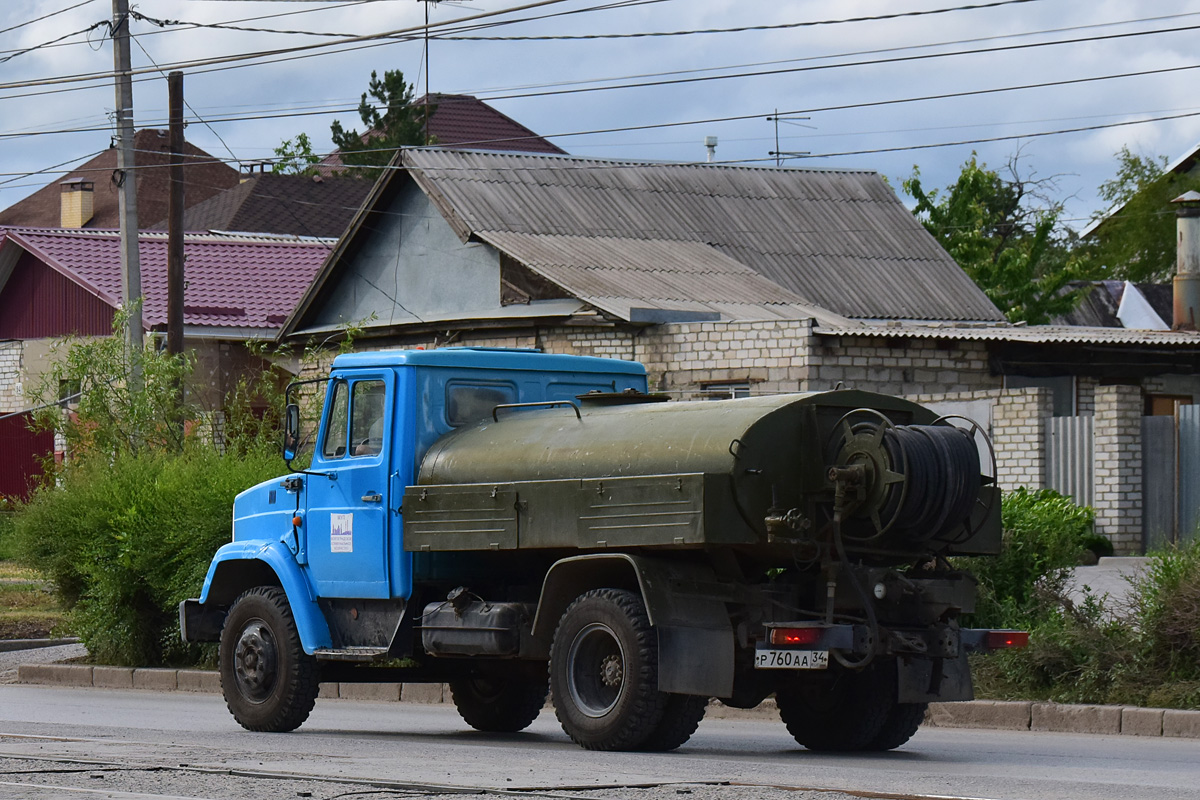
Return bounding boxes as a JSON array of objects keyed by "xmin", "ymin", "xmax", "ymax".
[{"xmin": 3, "ymin": 0, "xmax": 1199, "ymax": 231}]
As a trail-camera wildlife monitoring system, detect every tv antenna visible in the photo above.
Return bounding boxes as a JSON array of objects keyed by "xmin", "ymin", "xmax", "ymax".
[{"xmin": 766, "ymin": 109, "xmax": 815, "ymax": 167}]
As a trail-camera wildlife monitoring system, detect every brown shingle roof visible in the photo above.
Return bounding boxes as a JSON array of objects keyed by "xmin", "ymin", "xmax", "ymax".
[
  {"xmin": 151, "ymin": 173, "xmax": 373, "ymax": 238},
  {"xmin": 0, "ymin": 130, "xmax": 240, "ymax": 230}
]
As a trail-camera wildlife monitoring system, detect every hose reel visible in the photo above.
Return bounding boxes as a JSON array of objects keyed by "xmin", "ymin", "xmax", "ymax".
[{"xmin": 827, "ymin": 409, "xmax": 985, "ymax": 547}]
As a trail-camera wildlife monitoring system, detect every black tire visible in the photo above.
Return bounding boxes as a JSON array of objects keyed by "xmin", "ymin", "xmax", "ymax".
[
  {"xmin": 636, "ymin": 693, "xmax": 708, "ymax": 752},
  {"xmin": 219, "ymin": 586, "xmax": 319, "ymax": 733},
  {"xmin": 550, "ymin": 589, "xmax": 667, "ymax": 751},
  {"xmin": 449, "ymin": 667, "xmax": 549, "ymax": 733},
  {"xmin": 864, "ymin": 701, "xmax": 927, "ymax": 751},
  {"xmin": 775, "ymin": 660, "xmax": 896, "ymax": 751}
]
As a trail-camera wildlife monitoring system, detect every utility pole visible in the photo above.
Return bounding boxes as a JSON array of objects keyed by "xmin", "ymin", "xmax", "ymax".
[
  {"xmin": 167, "ymin": 71, "xmax": 185, "ymax": 358},
  {"xmin": 423, "ymin": 0, "xmax": 434, "ymax": 144},
  {"xmin": 111, "ymin": 0, "xmax": 143, "ymax": 387}
]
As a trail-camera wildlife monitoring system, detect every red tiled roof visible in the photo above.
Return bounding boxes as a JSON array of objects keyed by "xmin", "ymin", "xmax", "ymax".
[
  {"xmin": 0, "ymin": 130, "xmax": 240, "ymax": 229},
  {"xmin": 0, "ymin": 227, "xmax": 329, "ymax": 332},
  {"xmin": 318, "ymin": 93, "xmax": 564, "ymax": 173}
]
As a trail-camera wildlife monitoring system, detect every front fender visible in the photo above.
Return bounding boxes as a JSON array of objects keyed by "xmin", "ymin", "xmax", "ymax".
[{"xmin": 198, "ymin": 541, "xmax": 332, "ymax": 653}]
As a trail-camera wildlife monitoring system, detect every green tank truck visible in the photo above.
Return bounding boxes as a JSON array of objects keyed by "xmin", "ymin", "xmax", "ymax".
[{"xmin": 182, "ymin": 348, "xmax": 1025, "ymax": 752}]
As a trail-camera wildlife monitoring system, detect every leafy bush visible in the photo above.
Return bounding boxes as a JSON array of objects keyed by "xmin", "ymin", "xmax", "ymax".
[
  {"xmin": 11, "ymin": 443, "xmax": 282, "ymax": 666},
  {"xmin": 969, "ymin": 502, "xmax": 1200, "ymax": 709},
  {"xmin": 962, "ymin": 488, "xmax": 1094, "ymax": 628},
  {"xmin": 7, "ymin": 315, "xmax": 301, "ymax": 666}
]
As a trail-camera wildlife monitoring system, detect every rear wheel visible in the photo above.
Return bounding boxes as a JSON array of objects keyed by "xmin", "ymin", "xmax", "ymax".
[
  {"xmin": 219, "ymin": 586, "xmax": 319, "ymax": 732},
  {"xmin": 775, "ymin": 661, "xmax": 897, "ymax": 751},
  {"xmin": 449, "ymin": 666, "xmax": 548, "ymax": 733},
  {"xmin": 636, "ymin": 693, "xmax": 708, "ymax": 752},
  {"xmin": 550, "ymin": 589, "xmax": 667, "ymax": 751},
  {"xmin": 864, "ymin": 701, "xmax": 927, "ymax": 751}
]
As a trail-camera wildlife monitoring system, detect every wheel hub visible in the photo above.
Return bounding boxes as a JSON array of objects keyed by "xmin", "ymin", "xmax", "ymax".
[
  {"xmin": 600, "ymin": 654, "xmax": 623, "ymax": 687},
  {"xmin": 566, "ymin": 622, "xmax": 626, "ymax": 719},
  {"xmin": 234, "ymin": 620, "xmax": 277, "ymax": 701}
]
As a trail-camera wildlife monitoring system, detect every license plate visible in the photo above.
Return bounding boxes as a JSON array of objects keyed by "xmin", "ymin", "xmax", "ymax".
[{"xmin": 754, "ymin": 647, "xmax": 829, "ymax": 670}]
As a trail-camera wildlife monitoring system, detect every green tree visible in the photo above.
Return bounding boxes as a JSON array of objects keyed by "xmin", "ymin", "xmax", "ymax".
[
  {"xmin": 903, "ymin": 155, "xmax": 1087, "ymax": 324},
  {"xmin": 272, "ymin": 133, "xmax": 320, "ymax": 176},
  {"xmin": 329, "ymin": 69, "xmax": 431, "ymax": 176},
  {"xmin": 1081, "ymin": 146, "xmax": 1200, "ymax": 282}
]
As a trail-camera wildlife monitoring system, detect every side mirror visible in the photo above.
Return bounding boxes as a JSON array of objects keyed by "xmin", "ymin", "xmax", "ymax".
[{"xmin": 283, "ymin": 403, "xmax": 300, "ymax": 463}]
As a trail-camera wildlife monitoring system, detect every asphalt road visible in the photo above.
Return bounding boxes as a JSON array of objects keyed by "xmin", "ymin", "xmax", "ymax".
[{"xmin": 0, "ymin": 685, "xmax": 1197, "ymax": 800}]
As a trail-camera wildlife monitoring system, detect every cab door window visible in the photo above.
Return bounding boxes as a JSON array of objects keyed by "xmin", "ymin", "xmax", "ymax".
[
  {"xmin": 351, "ymin": 380, "xmax": 387, "ymax": 456},
  {"xmin": 321, "ymin": 380, "xmax": 349, "ymax": 458}
]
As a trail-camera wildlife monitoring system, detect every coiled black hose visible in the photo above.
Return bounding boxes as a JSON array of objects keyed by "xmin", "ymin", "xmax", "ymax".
[{"xmin": 882, "ymin": 425, "xmax": 981, "ymax": 543}]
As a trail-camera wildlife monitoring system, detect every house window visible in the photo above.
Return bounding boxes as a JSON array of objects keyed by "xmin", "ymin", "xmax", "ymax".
[
  {"xmin": 701, "ymin": 381, "xmax": 751, "ymax": 400},
  {"xmin": 1004, "ymin": 375, "xmax": 1076, "ymax": 417},
  {"xmin": 1146, "ymin": 394, "xmax": 1192, "ymax": 416},
  {"xmin": 58, "ymin": 379, "xmax": 81, "ymax": 410}
]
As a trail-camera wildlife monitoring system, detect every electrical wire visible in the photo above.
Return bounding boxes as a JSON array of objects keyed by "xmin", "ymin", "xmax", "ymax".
[
  {"xmin": 0, "ymin": 0, "xmax": 579, "ymax": 93},
  {"xmin": 125, "ymin": 0, "xmax": 1042, "ymax": 41},
  {"xmin": 0, "ymin": 0, "xmax": 96, "ymax": 37},
  {"xmin": 0, "ymin": 20, "xmax": 108, "ymax": 65},
  {"xmin": 480, "ymin": 21, "xmax": 1200, "ymax": 101},
  {"xmin": 441, "ymin": 0, "xmax": 1050, "ymax": 40}
]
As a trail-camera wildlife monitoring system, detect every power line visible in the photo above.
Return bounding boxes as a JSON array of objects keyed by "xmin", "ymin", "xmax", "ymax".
[
  {"xmin": 479, "ymin": 20, "xmax": 1200, "ymax": 100},
  {"xmin": 0, "ymin": 20, "xmax": 108, "ymax": 65},
  {"xmin": 440, "ymin": 0, "xmax": 1048, "ymax": 40},
  {"xmin": 793, "ymin": 109, "xmax": 1200, "ymax": 161},
  {"xmin": 0, "ymin": 0, "xmax": 578, "ymax": 92},
  {"xmin": 460, "ymin": 10, "xmax": 1200, "ymax": 97},
  {"xmin": 0, "ymin": 0, "xmax": 96, "ymax": 37},
  {"xmin": 123, "ymin": 0, "xmax": 1038, "ymax": 41}
]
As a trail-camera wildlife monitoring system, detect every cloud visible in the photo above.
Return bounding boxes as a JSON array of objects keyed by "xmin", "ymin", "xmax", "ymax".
[{"xmin": 2, "ymin": 0, "xmax": 1200, "ymax": 231}]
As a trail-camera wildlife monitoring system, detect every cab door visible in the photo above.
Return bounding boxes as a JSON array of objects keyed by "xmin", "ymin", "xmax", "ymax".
[{"xmin": 305, "ymin": 372, "xmax": 393, "ymax": 598}]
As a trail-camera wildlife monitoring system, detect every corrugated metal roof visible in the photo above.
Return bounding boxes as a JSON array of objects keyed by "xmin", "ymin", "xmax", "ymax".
[
  {"xmin": 403, "ymin": 148, "xmax": 1003, "ymax": 322},
  {"xmin": 0, "ymin": 227, "xmax": 330, "ymax": 331},
  {"xmin": 818, "ymin": 323, "xmax": 1200, "ymax": 346},
  {"xmin": 479, "ymin": 231, "xmax": 851, "ymax": 326}
]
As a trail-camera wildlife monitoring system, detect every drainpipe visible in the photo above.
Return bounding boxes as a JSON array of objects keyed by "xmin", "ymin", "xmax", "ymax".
[{"xmin": 1172, "ymin": 190, "xmax": 1200, "ymax": 331}]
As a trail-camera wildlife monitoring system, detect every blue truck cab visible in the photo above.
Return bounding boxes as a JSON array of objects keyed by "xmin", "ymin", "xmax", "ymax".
[{"xmin": 184, "ymin": 347, "xmax": 647, "ymax": 656}]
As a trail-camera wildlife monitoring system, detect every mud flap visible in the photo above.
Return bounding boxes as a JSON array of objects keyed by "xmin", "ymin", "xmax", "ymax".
[
  {"xmin": 657, "ymin": 624, "xmax": 734, "ymax": 697},
  {"xmin": 897, "ymin": 651, "xmax": 974, "ymax": 703}
]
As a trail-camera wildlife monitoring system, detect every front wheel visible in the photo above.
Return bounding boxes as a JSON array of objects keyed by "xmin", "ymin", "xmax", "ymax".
[
  {"xmin": 219, "ymin": 586, "xmax": 319, "ymax": 732},
  {"xmin": 550, "ymin": 589, "xmax": 668, "ymax": 751}
]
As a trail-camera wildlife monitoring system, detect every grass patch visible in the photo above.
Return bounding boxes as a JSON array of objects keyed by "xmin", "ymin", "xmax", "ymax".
[{"xmin": 0, "ymin": 558, "xmax": 68, "ymax": 639}]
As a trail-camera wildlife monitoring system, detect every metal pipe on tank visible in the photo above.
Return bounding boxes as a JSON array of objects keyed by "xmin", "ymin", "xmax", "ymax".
[{"xmin": 1172, "ymin": 190, "xmax": 1200, "ymax": 331}]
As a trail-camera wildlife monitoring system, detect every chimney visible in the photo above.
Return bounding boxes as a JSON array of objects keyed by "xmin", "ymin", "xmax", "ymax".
[
  {"xmin": 704, "ymin": 135, "xmax": 718, "ymax": 163},
  {"xmin": 59, "ymin": 178, "xmax": 94, "ymax": 228},
  {"xmin": 1172, "ymin": 190, "xmax": 1200, "ymax": 331}
]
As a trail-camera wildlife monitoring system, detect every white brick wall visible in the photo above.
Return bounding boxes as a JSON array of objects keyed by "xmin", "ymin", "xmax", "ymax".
[
  {"xmin": 1093, "ymin": 384, "xmax": 1143, "ymax": 555},
  {"xmin": 993, "ymin": 387, "xmax": 1052, "ymax": 491},
  {"xmin": 0, "ymin": 341, "xmax": 24, "ymax": 414}
]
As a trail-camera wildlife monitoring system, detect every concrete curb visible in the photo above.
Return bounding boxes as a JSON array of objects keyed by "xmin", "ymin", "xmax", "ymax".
[
  {"xmin": 13, "ymin": 663, "xmax": 1200, "ymax": 739},
  {"xmin": 0, "ymin": 638, "xmax": 81, "ymax": 654}
]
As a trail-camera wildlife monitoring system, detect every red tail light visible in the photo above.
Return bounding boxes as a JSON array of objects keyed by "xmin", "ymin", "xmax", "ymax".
[
  {"xmin": 769, "ymin": 627, "xmax": 823, "ymax": 646},
  {"xmin": 986, "ymin": 630, "xmax": 1029, "ymax": 649}
]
